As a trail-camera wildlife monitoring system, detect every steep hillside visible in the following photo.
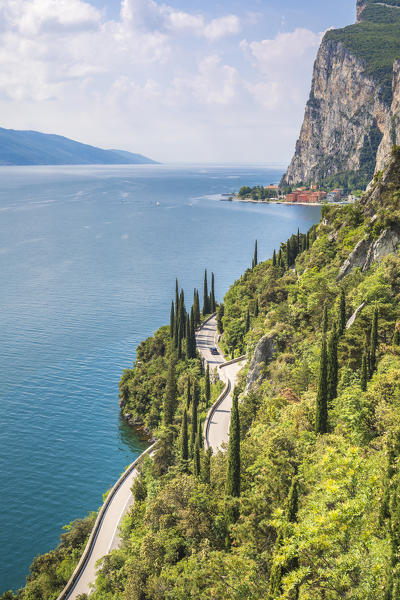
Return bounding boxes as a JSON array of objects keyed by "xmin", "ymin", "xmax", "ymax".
[
  {"xmin": 0, "ymin": 127, "xmax": 157, "ymax": 166},
  {"xmin": 282, "ymin": 0, "xmax": 400, "ymax": 190},
  {"xmin": 7, "ymin": 149, "xmax": 400, "ymax": 600}
]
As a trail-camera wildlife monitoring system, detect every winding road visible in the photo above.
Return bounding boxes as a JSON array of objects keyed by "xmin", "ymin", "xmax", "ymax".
[{"xmin": 58, "ymin": 314, "xmax": 244, "ymax": 599}]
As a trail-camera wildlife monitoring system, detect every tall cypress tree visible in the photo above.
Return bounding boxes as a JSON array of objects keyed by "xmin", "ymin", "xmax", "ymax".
[
  {"xmin": 339, "ymin": 288, "xmax": 346, "ymax": 335},
  {"xmin": 315, "ymin": 337, "xmax": 329, "ymax": 434},
  {"xmin": 193, "ymin": 435, "xmax": 201, "ymax": 477},
  {"xmin": 245, "ymin": 308, "xmax": 250, "ymax": 333},
  {"xmin": 205, "ymin": 364, "xmax": 211, "ymax": 405},
  {"xmin": 217, "ymin": 303, "xmax": 224, "ymax": 334},
  {"xmin": 203, "ymin": 269, "xmax": 209, "ymax": 316},
  {"xmin": 193, "ymin": 289, "xmax": 201, "ymax": 326},
  {"xmin": 322, "ymin": 303, "xmax": 328, "ymax": 334},
  {"xmin": 370, "ymin": 307, "xmax": 379, "ymax": 373},
  {"xmin": 252, "ymin": 240, "xmax": 258, "ymax": 268},
  {"xmin": 306, "ymin": 231, "xmax": 310, "ymax": 250},
  {"xmin": 170, "ymin": 301, "xmax": 175, "ymax": 340},
  {"xmin": 226, "ymin": 391, "xmax": 240, "ymax": 498},
  {"xmin": 179, "ymin": 290, "xmax": 186, "ymax": 338},
  {"xmin": 175, "ymin": 279, "xmax": 179, "ymax": 316},
  {"xmin": 180, "ymin": 409, "xmax": 189, "ymax": 469},
  {"xmin": 202, "ymin": 447, "xmax": 212, "ymax": 484},
  {"xmin": 272, "ymin": 249, "xmax": 277, "ymax": 266},
  {"xmin": 327, "ymin": 324, "xmax": 339, "ymax": 403},
  {"xmin": 163, "ymin": 357, "xmax": 177, "ymax": 426},
  {"xmin": 278, "ymin": 248, "xmax": 282, "ymax": 267},
  {"xmin": 198, "ymin": 418, "xmax": 203, "ymax": 450},
  {"xmin": 189, "ymin": 307, "xmax": 196, "ymax": 358},
  {"xmin": 361, "ymin": 353, "xmax": 368, "ymax": 391},
  {"xmin": 191, "ymin": 379, "xmax": 199, "ymax": 451},
  {"xmin": 254, "ymin": 298, "xmax": 259, "ymax": 318},
  {"xmin": 185, "ymin": 315, "xmax": 191, "ymax": 359},
  {"xmin": 210, "ymin": 272, "xmax": 216, "ymax": 312},
  {"xmin": 186, "ymin": 378, "xmax": 191, "ymax": 409}
]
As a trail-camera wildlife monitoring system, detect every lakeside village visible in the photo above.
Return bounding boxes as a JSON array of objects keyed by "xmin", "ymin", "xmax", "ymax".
[{"xmin": 222, "ymin": 183, "xmax": 360, "ymax": 205}]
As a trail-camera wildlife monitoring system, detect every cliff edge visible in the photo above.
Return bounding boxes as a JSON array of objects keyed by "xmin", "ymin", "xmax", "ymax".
[{"xmin": 282, "ymin": 1, "xmax": 400, "ymax": 189}]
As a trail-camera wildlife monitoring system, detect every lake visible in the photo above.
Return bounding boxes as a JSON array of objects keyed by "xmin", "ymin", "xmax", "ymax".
[{"xmin": 0, "ymin": 164, "xmax": 320, "ymax": 592}]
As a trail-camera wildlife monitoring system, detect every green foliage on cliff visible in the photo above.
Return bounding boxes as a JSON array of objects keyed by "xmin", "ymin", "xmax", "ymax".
[
  {"xmin": 10, "ymin": 153, "xmax": 400, "ymax": 600},
  {"xmin": 325, "ymin": 6, "xmax": 400, "ymax": 105}
]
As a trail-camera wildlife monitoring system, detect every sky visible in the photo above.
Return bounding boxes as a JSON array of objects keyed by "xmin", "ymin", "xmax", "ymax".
[{"xmin": 0, "ymin": 0, "xmax": 356, "ymax": 163}]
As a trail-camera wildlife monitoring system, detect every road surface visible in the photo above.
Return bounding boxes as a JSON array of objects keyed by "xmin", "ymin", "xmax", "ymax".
[
  {"xmin": 60, "ymin": 314, "xmax": 243, "ymax": 599},
  {"xmin": 196, "ymin": 315, "xmax": 245, "ymax": 451}
]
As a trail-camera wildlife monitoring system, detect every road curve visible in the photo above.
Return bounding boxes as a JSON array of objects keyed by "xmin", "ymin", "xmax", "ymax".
[
  {"xmin": 196, "ymin": 315, "xmax": 245, "ymax": 452},
  {"xmin": 58, "ymin": 314, "xmax": 243, "ymax": 599}
]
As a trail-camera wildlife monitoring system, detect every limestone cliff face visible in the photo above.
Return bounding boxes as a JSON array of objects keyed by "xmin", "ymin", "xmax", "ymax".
[{"xmin": 282, "ymin": 38, "xmax": 395, "ymax": 186}]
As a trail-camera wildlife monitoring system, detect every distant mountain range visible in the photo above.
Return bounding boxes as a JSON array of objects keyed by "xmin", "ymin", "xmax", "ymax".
[{"xmin": 0, "ymin": 127, "xmax": 158, "ymax": 166}]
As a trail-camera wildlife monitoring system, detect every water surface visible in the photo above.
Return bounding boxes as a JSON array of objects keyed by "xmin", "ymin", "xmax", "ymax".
[{"xmin": 0, "ymin": 164, "xmax": 320, "ymax": 591}]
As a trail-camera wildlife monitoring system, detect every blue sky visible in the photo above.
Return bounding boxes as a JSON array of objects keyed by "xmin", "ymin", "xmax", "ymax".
[{"xmin": 0, "ymin": 0, "xmax": 356, "ymax": 162}]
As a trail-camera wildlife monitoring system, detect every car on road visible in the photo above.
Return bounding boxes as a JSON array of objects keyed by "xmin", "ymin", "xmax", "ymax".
[{"xmin": 210, "ymin": 347, "xmax": 219, "ymax": 355}]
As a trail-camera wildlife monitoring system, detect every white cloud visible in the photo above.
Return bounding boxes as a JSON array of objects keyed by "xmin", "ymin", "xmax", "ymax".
[
  {"xmin": 204, "ymin": 15, "xmax": 241, "ymax": 41},
  {"xmin": 0, "ymin": 0, "xmax": 325, "ymax": 162}
]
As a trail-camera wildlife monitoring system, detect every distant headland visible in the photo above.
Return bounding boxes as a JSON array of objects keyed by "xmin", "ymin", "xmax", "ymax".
[{"xmin": 0, "ymin": 127, "xmax": 158, "ymax": 166}]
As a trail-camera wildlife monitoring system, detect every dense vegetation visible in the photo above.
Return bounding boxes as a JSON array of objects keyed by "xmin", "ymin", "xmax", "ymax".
[
  {"xmin": 6, "ymin": 150, "xmax": 400, "ymax": 600},
  {"xmin": 237, "ymin": 186, "xmax": 278, "ymax": 200},
  {"xmin": 325, "ymin": 4, "xmax": 400, "ymax": 105}
]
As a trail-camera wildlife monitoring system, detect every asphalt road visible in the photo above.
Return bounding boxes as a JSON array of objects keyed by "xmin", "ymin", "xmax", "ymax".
[
  {"xmin": 63, "ymin": 314, "xmax": 243, "ymax": 599},
  {"xmin": 196, "ymin": 315, "xmax": 245, "ymax": 451}
]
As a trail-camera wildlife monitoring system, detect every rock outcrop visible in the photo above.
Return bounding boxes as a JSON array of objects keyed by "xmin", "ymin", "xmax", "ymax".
[
  {"xmin": 338, "ymin": 229, "xmax": 400, "ymax": 280},
  {"xmin": 245, "ymin": 334, "xmax": 275, "ymax": 393},
  {"xmin": 281, "ymin": 2, "xmax": 400, "ymax": 188}
]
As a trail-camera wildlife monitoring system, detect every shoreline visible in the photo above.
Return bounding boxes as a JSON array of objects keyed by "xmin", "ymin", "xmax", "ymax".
[{"xmin": 221, "ymin": 197, "xmax": 354, "ymax": 207}]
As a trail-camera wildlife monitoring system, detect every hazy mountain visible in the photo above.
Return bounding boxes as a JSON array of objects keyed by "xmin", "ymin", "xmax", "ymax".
[{"xmin": 0, "ymin": 127, "xmax": 158, "ymax": 166}]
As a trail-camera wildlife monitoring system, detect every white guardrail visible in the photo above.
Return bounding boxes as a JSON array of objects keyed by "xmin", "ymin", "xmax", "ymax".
[{"xmin": 57, "ymin": 442, "xmax": 156, "ymax": 600}]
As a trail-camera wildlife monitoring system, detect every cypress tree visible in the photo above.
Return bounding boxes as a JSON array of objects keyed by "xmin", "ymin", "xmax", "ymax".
[
  {"xmin": 193, "ymin": 289, "xmax": 201, "ymax": 326},
  {"xmin": 306, "ymin": 231, "xmax": 310, "ymax": 250},
  {"xmin": 186, "ymin": 378, "xmax": 191, "ymax": 409},
  {"xmin": 205, "ymin": 364, "xmax": 211, "ymax": 405},
  {"xmin": 297, "ymin": 227, "xmax": 300, "ymax": 252},
  {"xmin": 339, "ymin": 288, "xmax": 346, "ymax": 335},
  {"xmin": 370, "ymin": 307, "xmax": 379, "ymax": 373},
  {"xmin": 278, "ymin": 248, "xmax": 282, "ymax": 267},
  {"xmin": 190, "ymin": 307, "xmax": 196, "ymax": 358},
  {"xmin": 198, "ymin": 418, "xmax": 203, "ymax": 449},
  {"xmin": 185, "ymin": 315, "xmax": 191, "ymax": 359},
  {"xmin": 203, "ymin": 269, "xmax": 209, "ymax": 316},
  {"xmin": 226, "ymin": 390, "xmax": 240, "ymax": 498},
  {"xmin": 202, "ymin": 447, "xmax": 212, "ymax": 484},
  {"xmin": 170, "ymin": 301, "xmax": 175, "ymax": 340},
  {"xmin": 217, "ymin": 303, "xmax": 224, "ymax": 333},
  {"xmin": 315, "ymin": 337, "xmax": 329, "ymax": 434},
  {"xmin": 210, "ymin": 272, "xmax": 216, "ymax": 312},
  {"xmin": 180, "ymin": 409, "xmax": 189, "ymax": 468},
  {"xmin": 175, "ymin": 279, "xmax": 179, "ymax": 315},
  {"xmin": 255, "ymin": 298, "xmax": 259, "ymax": 318},
  {"xmin": 163, "ymin": 357, "xmax": 177, "ymax": 426},
  {"xmin": 252, "ymin": 240, "xmax": 258, "ymax": 268},
  {"xmin": 361, "ymin": 353, "xmax": 368, "ymax": 391},
  {"xmin": 245, "ymin": 308, "xmax": 250, "ymax": 333},
  {"xmin": 286, "ymin": 242, "xmax": 291, "ymax": 269},
  {"xmin": 327, "ymin": 324, "xmax": 339, "ymax": 403},
  {"xmin": 191, "ymin": 380, "xmax": 199, "ymax": 451},
  {"xmin": 272, "ymin": 249, "xmax": 277, "ymax": 266},
  {"xmin": 322, "ymin": 303, "xmax": 328, "ymax": 334},
  {"xmin": 177, "ymin": 325, "xmax": 182, "ymax": 359},
  {"xmin": 179, "ymin": 290, "xmax": 186, "ymax": 338},
  {"xmin": 193, "ymin": 435, "xmax": 201, "ymax": 476}
]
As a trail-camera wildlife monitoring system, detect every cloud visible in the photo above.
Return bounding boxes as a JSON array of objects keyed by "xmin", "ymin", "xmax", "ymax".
[
  {"xmin": 204, "ymin": 15, "xmax": 241, "ymax": 41},
  {"xmin": 0, "ymin": 0, "xmax": 325, "ymax": 162}
]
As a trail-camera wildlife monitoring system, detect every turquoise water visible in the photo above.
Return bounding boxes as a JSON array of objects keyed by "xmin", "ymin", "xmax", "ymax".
[{"xmin": 0, "ymin": 164, "xmax": 320, "ymax": 592}]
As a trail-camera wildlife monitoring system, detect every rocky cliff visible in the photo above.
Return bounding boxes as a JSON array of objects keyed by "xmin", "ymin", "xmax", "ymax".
[{"xmin": 282, "ymin": 1, "xmax": 400, "ymax": 189}]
